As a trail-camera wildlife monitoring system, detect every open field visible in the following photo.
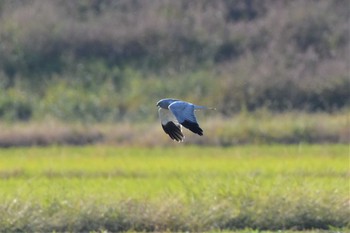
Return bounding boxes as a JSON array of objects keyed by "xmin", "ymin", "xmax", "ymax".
[{"xmin": 0, "ymin": 145, "xmax": 348, "ymax": 232}]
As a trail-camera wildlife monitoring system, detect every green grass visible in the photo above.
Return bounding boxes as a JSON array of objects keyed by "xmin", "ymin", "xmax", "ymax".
[{"xmin": 0, "ymin": 145, "xmax": 349, "ymax": 232}]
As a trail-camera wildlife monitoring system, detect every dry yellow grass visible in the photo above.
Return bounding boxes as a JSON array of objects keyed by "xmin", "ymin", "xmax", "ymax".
[{"xmin": 0, "ymin": 111, "xmax": 348, "ymax": 147}]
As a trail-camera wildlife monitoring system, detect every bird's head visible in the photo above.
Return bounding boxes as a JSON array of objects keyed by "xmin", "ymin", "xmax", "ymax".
[{"xmin": 156, "ymin": 98, "xmax": 178, "ymax": 109}]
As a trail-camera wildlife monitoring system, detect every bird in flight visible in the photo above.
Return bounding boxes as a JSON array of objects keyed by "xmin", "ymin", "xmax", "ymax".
[{"xmin": 156, "ymin": 98, "xmax": 210, "ymax": 142}]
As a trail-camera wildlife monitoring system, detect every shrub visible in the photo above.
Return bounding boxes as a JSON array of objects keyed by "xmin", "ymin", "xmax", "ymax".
[
  {"xmin": 0, "ymin": 88, "xmax": 33, "ymax": 121},
  {"xmin": 0, "ymin": 0, "xmax": 348, "ymax": 121}
]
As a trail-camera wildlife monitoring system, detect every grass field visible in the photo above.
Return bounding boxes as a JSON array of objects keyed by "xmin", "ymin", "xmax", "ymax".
[{"xmin": 0, "ymin": 145, "xmax": 348, "ymax": 232}]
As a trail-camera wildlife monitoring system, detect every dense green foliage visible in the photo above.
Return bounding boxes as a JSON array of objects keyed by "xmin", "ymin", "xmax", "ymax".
[
  {"xmin": 0, "ymin": 0, "xmax": 349, "ymax": 122},
  {"xmin": 0, "ymin": 145, "xmax": 348, "ymax": 232}
]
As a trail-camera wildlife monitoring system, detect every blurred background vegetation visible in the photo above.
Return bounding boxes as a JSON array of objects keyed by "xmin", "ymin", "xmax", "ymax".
[
  {"xmin": 0, "ymin": 0, "xmax": 349, "ymax": 146},
  {"xmin": 0, "ymin": 0, "xmax": 348, "ymax": 122}
]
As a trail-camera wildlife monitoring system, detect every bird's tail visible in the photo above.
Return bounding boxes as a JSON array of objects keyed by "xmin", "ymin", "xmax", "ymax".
[{"xmin": 194, "ymin": 105, "xmax": 216, "ymax": 111}]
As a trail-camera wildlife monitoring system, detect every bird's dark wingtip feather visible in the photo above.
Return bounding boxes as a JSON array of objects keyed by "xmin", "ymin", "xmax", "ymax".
[
  {"xmin": 162, "ymin": 122, "xmax": 184, "ymax": 142},
  {"xmin": 181, "ymin": 120, "xmax": 203, "ymax": 136}
]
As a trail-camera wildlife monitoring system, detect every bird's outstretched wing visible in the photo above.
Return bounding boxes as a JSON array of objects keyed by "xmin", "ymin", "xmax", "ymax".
[
  {"xmin": 158, "ymin": 107, "xmax": 184, "ymax": 142},
  {"xmin": 169, "ymin": 101, "xmax": 203, "ymax": 136}
]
